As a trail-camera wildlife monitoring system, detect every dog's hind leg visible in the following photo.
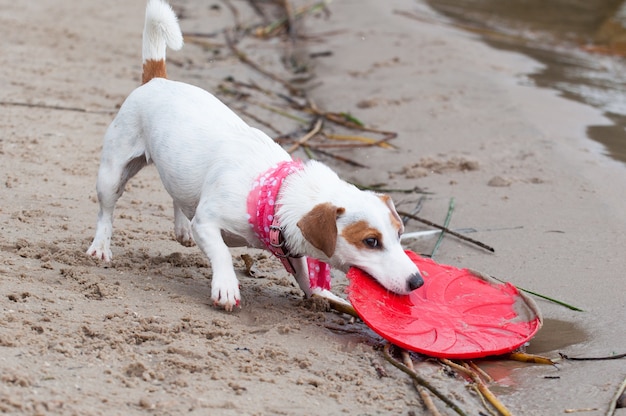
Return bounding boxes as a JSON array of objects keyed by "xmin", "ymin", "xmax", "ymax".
[
  {"xmin": 87, "ymin": 151, "xmax": 147, "ymax": 261},
  {"xmin": 174, "ymin": 202, "xmax": 194, "ymax": 247}
]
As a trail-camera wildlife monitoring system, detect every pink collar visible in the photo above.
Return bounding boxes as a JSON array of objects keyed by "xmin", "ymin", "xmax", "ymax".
[{"xmin": 247, "ymin": 161, "xmax": 331, "ymax": 291}]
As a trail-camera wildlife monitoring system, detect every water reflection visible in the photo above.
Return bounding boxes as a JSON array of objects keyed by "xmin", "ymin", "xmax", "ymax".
[{"xmin": 425, "ymin": 0, "xmax": 626, "ymax": 164}]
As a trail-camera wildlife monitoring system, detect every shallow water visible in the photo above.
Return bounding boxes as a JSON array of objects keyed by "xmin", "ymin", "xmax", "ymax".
[
  {"xmin": 425, "ymin": 0, "xmax": 626, "ymax": 163},
  {"xmin": 525, "ymin": 318, "xmax": 589, "ymax": 353}
]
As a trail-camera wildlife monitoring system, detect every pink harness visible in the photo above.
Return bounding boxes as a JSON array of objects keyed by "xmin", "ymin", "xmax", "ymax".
[{"xmin": 247, "ymin": 160, "xmax": 331, "ymax": 291}]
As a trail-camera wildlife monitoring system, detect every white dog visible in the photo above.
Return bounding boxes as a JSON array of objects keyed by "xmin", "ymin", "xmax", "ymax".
[{"xmin": 87, "ymin": 0, "xmax": 423, "ymax": 310}]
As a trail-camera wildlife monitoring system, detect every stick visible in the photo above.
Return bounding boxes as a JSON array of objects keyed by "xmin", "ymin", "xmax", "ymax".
[
  {"xmin": 283, "ymin": 0, "xmax": 296, "ymax": 39},
  {"xmin": 353, "ymin": 184, "xmax": 430, "ymax": 194},
  {"xmin": 0, "ymin": 100, "xmax": 114, "ymax": 114},
  {"xmin": 559, "ymin": 352, "xmax": 626, "ymax": 361},
  {"xmin": 222, "ymin": 0, "xmax": 241, "ymax": 30},
  {"xmin": 397, "ymin": 211, "xmax": 495, "ymax": 253},
  {"xmin": 606, "ymin": 375, "xmax": 626, "ymax": 416},
  {"xmin": 471, "ymin": 385, "xmax": 498, "ymax": 416},
  {"xmin": 324, "ymin": 133, "xmax": 396, "ymax": 149},
  {"xmin": 402, "ymin": 196, "xmax": 427, "ymax": 225},
  {"xmin": 491, "ymin": 276, "xmax": 584, "ymax": 312},
  {"xmin": 234, "ymin": 106, "xmax": 283, "ymax": 135},
  {"xmin": 302, "ymin": 145, "xmax": 316, "ymax": 160},
  {"xmin": 440, "ymin": 359, "xmax": 512, "ymax": 416},
  {"xmin": 506, "ymin": 352, "xmax": 555, "ymax": 365},
  {"xmin": 306, "ymin": 147, "xmax": 368, "ymax": 168},
  {"xmin": 288, "ymin": 117, "xmax": 323, "ymax": 153},
  {"xmin": 246, "ymin": 0, "xmax": 270, "ymax": 23},
  {"xmin": 401, "ymin": 350, "xmax": 442, "ymax": 416},
  {"xmin": 469, "ymin": 361, "xmax": 494, "ymax": 383},
  {"xmin": 254, "ymin": 1, "xmax": 330, "ymax": 38},
  {"xmin": 430, "ymin": 197, "xmax": 454, "ymax": 258},
  {"xmin": 223, "ymin": 30, "xmax": 301, "ymax": 95},
  {"xmin": 383, "ymin": 344, "xmax": 468, "ymax": 416}
]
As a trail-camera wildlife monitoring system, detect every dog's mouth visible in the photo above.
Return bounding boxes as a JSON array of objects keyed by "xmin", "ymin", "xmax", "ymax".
[{"xmin": 347, "ymin": 266, "xmax": 424, "ymax": 295}]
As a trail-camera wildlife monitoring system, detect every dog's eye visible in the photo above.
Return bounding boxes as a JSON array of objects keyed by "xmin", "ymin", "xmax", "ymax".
[{"xmin": 363, "ymin": 237, "xmax": 380, "ymax": 249}]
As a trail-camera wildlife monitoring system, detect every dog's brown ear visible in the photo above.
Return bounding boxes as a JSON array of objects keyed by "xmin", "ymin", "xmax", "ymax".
[
  {"xmin": 378, "ymin": 194, "xmax": 404, "ymax": 234},
  {"xmin": 297, "ymin": 203, "xmax": 345, "ymax": 258}
]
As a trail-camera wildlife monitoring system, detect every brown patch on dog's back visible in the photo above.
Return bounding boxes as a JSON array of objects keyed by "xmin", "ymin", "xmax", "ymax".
[
  {"xmin": 341, "ymin": 220, "xmax": 383, "ymax": 249},
  {"xmin": 142, "ymin": 59, "xmax": 167, "ymax": 84}
]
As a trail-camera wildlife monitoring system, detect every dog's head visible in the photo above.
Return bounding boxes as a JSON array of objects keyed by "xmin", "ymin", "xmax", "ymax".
[{"xmin": 297, "ymin": 193, "xmax": 423, "ymax": 294}]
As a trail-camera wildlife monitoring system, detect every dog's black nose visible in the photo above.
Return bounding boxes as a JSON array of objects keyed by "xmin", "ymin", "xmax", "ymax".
[{"xmin": 407, "ymin": 272, "xmax": 424, "ymax": 291}]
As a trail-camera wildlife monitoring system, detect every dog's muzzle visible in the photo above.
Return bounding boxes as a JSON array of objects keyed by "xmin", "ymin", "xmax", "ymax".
[{"xmin": 407, "ymin": 272, "xmax": 424, "ymax": 292}]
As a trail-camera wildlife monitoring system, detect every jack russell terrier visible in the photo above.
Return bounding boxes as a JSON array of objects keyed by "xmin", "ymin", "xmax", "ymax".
[{"xmin": 86, "ymin": 0, "xmax": 424, "ymax": 311}]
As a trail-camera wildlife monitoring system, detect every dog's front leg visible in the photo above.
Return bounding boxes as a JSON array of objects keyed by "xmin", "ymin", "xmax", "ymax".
[
  {"xmin": 290, "ymin": 257, "xmax": 351, "ymax": 306},
  {"xmin": 290, "ymin": 257, "xmax": 312, "ymax": 298},
  {"xmin": 191, "ymin": 216, "xmax": 240, "ymax": 311}
]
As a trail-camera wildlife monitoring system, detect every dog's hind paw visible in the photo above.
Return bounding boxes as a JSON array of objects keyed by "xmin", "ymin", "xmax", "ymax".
[
  {"xmin": 174, "ymin": 209, "xmax": 195, "ymax": 247},
  {"xmin": 175, "ymin": 232, "xmax": 195, "ymax": 247}
]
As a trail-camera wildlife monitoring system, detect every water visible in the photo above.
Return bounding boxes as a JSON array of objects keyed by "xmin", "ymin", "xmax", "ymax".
[{"xmin": 425, "ymin": 0, "xmax": 626, "ymax": 163}]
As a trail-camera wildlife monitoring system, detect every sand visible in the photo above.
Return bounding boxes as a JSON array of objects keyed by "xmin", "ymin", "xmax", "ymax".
[{"xmin": 1, "ymin": 0, "xmax": 625, "ymax": 415}]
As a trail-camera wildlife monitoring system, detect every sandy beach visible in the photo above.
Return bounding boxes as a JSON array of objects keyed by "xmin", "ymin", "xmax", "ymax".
[{"xmin": 1, "ymin": 0, "xmax": 625, "ymax": 415}]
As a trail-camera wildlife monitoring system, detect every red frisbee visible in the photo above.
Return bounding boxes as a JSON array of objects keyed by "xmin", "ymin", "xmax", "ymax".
[{"xmin": 346, "ymin": 251, "xmax": 542, "ymax": 359}]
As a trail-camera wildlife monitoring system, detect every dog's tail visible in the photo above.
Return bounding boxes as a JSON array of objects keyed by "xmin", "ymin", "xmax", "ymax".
[{"xmin": 141, "ymin": 0, "xmax": 183, "ymax": 84}]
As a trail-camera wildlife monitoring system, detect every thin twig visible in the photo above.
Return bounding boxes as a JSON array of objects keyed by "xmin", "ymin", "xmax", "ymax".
[
  {"xmin": 491, "ymin": 276, "xmax": 584, "ymax": 312},
  {"xmin": 559, "ymin": 352, "xmax": 626, "ymax": 361},
  {"xmin": 302, "ymin": 145, "xmax": 316, "ymax": 160},
  {"xmin": 323, "ymin": 323, "xmax": 363, "ymax": 334},
  {"xmin": 254, "ymin": 1, "xmax": 329, "ymax": 38},
  {"xmin": 606, "ymin": 375, "xmax": 626, "ymax": 416},
  {"xmin": 325, "ymin": 133, "xmax": 395, "ymax": 149},
  {"xmin": 469, "ymin": 361, "xmax": 493, "ymax": 383},
  {"xmin": 306, "ymin": 141, "xmax": 391, "ymax": 149},
  {"xmin": 246, "ymin": 0, "xmax": 270, "ymax": 23},
  {"xmin": 430, "ymin": 197, "xmax": 455, "ymax": 258},
  {"xmin": 440, "ymin": 359, "xmax": 512, "ymax": 416},
  {"xmin": 306, "ymin": 147, "xmax": 368, "ymax": 168},
  {"xmin": 224, "ymin": 29, "xmax": 301, "ymax": 95},
  {"xmin": 322, "ymin": 112, "xmax": 398, "ymax": 138},
  {"xmin": 383, "ymin": 344, "xmax": 468, "ymax": 416},
  {"xmin": 283, "ymin": 0, "xmax": 296, "ymax": 39},
  {"xmin": 234, "ymin": 106, "xmax": 283, "ymax": 135},
  {"xmin": 439, "ymin": 358, "xmax": 471, "ymax": 376},
  {"xmin": 221, "ymin": 0, "xmax": 242, "ymax": 30},
  {"xmin": 401, "ymin": 350, "xmax": 442, "ymax": 416},
  {"xmin": 402, "ymin": 196, "xmax": 427, "ymax": 225},
  {"xmin": 471, "ymin": 384, "xmax": 498, "ymax": 416},
  {"xmin": 0, "ymin": 101, "xmax": 114, "ymax": 114},
  {"xmin": 288, "ymin": 117, "xmax": 323, "ymax": 153},
  {"xmin": 183, "ymin": 35, "xmax": 224, "ymax": 49},
  {"xmin": 461, "ymin": 361, "xmax": 512, "ymax": 416},
  {"xmin": 353, "ymin": 184, "xmax": 430, "ymax": 194},
  {"xmin": 506, "ymin": 352, "xmax": 555, "ymax": 365},
  {"xmin": 398, "ymin": 211, "xmax": 495, "ymax": 253}
]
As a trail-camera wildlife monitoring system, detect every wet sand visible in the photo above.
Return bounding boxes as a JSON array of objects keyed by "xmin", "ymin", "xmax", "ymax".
[{"xmin": 1, "ymin": 0, "xmax": 625, "ymax": 415}]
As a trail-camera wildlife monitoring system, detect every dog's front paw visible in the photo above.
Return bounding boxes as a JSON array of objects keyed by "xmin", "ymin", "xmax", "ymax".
[
  {"xmin": 86, "ymin": 242, "xmax": 112, "ymax": 262},
  {"xmin": 211, "ymin": 276, "xmax": 241, "ymax": 311},
  {"xmin": 311, "ymin": 287, "xmax": 350, "ymax": 307}
]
